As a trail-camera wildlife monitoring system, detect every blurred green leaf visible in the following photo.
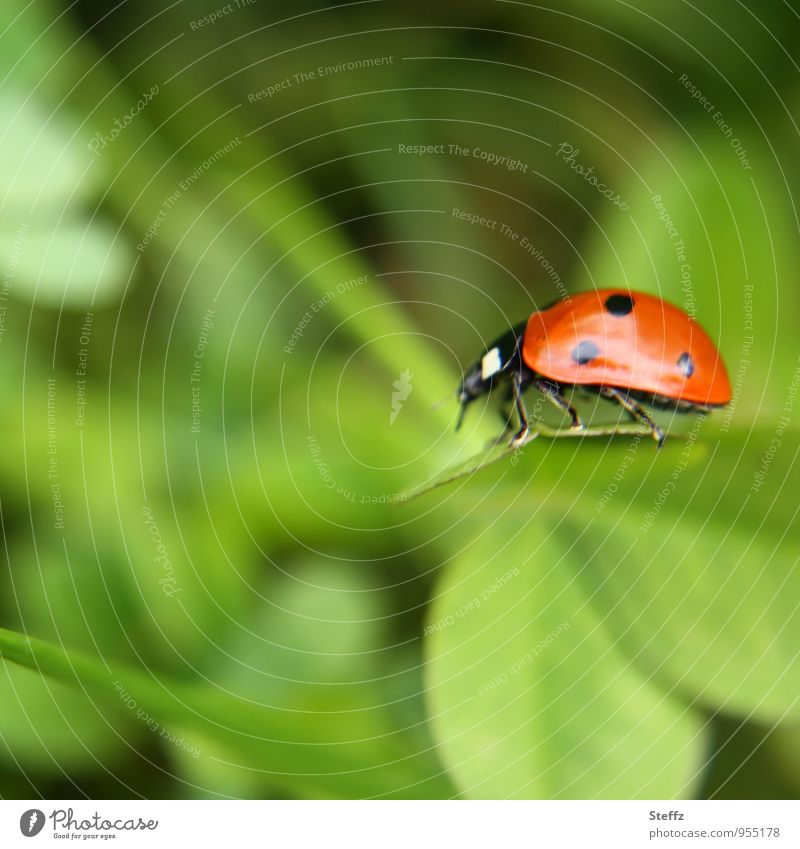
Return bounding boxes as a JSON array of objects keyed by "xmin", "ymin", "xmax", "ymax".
[
  {"xmin": 0, "ymin": 89, "xmax": 132, "ymax": 310},
  {"xmin": 0, "ymin": 663, "xmax": 133, "ymax": 773},
  {"xmin": 0, "ymin": 90, "xmax": 96, "ymax": 208},
  {"xmin": 5, "ymin": 534, "xmax": 144, "ymax": 666},
  {"xmin": 0, "ymin": 222, "xmax": 133, "ymax": 308},
  {"xmin": 426, "ymin": 525, "xmax": 707, "ymax": 798},
  {"xmin": 211, "ymin": 562, "xmax": 385, "ymax": 696},
  {"xmin": 182, "ymin": 561, "xmax": 453, "ymax": 798}
]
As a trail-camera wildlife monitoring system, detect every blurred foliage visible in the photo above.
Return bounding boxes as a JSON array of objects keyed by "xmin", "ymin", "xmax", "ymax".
[{"xmin": 0, "ymin": 0, "xmax": 797, "ymax": 800}]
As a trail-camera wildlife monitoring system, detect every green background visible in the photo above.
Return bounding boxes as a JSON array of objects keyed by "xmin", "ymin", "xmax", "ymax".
[{"xmin": 0, "ymin": 0, "xmax": 797, "ymax": 799}]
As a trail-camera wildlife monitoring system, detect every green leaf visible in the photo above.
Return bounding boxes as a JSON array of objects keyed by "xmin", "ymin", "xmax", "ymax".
[
  {"xmin": 437, "ymin": 422, "xmax": 800, "ymax": 723},
  {"xmin": 558, "ymin": 433, "xmax": 800, "ymax": 722},
  {"xmin": 425, "ymin": 525, "xmax": 708, "ymax": 798}
]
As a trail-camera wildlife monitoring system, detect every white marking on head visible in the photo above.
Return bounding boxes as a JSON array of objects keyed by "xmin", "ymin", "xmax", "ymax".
[{"xmin": 481, "ymin": 347, "xmax": 503, "ymax": 380}]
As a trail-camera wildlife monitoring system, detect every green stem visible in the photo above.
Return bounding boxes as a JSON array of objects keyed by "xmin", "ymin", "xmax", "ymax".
[
  {"xmin": 0, "ymin": 626, "xmax": 453, "ymax": 798},
  {"xmin": 0, "ymin": 626, "xmax": 198, "ymax": 727},
  {"xmin": 399, "ymin": 422, "xmax": 657, "ymax": 501},
  {"xmin": 521, "ymin": 422, "xmax": 655, "ymax": 442}
]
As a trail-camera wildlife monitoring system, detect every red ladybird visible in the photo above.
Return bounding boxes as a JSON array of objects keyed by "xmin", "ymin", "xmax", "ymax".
[{"xmin": 456, "ymin": 289, "xmax": 732, "ymax": 446}]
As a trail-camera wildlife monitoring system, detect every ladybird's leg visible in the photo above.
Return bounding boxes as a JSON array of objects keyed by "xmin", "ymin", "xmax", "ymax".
[
  {"xmin": 498, "ymin": 383, "xmax": 516, "ymax": 433},
  {"xmin": 510, "ymin": 372, "xmax": 531, "ymax": 447},
  {"xmin": 535, "ymin": 378, "xmax": 583, "ymax": 429},
  {"xmin": 600, "ymin": 387, "xmax": 665, "ymax": 447}
]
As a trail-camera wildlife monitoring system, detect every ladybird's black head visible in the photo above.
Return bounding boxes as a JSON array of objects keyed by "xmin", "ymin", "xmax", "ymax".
[
  {"xmin": 455, "ymin": 320, "xmax": 527, "ymax": 431},
  {"xmin": 457, "ymin": 364, "xmax": 491, "ymax": 404},
  {"xmin": 455, "ymin": 364, "xmax": 491, "ymax": 430}
]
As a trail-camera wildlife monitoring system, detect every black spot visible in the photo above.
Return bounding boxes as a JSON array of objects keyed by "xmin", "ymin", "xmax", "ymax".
[
  {"xmin": 604, "ymin": 293, "xmax": 634, "ymax": 316},
  {"xmin": 677, "ymin": 352, "xmax": 694, "ymax": 377},
  {"xmin": 571, "ymin": 340, "xmax": 600, "ymax": 365}
]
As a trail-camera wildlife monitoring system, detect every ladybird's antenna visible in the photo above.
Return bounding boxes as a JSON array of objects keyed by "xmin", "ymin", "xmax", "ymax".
[{"xmin": 454, "ymin": 401, "xmax": 468, "ymax": 432}]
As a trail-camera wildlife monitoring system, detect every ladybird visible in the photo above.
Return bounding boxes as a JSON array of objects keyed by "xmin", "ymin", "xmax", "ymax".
[{"xmin": 456, "ymin": 289, "xmax": 732, "ymax": 446}]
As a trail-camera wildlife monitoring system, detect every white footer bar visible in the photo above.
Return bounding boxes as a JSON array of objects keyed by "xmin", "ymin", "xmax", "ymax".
[{"xmin": 3, "ymin": 799, "xmax": 797, "ymax": 847}]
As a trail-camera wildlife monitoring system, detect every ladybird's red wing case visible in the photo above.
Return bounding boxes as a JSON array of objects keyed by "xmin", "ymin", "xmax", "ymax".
[{"xmin": 521, "ymin": 289, "xmax": 732, "ymax": 405}]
